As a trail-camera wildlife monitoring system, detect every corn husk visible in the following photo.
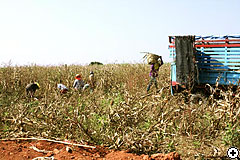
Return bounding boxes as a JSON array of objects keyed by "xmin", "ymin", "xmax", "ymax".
[{"xmin": 143, "ymin": 53, "xmax": 161, "ymax": 64}]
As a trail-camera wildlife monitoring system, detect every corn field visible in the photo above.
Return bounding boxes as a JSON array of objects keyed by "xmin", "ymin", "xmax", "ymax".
[{"xmin": 0, "ymin": 63, "xmax": 240, "ymax": 159}]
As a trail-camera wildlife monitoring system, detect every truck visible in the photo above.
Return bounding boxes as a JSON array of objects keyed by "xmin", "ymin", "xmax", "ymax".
[{"xmin": 169, "ymin": 35, "xmax": 240, "ymax": 95}]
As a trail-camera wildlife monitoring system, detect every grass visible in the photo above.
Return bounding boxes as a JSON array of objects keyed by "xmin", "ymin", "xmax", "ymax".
[{"xmin": 0, "ymin": 63, "xmax": 240, "ymax": 159}]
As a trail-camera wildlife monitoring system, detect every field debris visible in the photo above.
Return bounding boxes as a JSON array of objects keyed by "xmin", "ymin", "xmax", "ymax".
[
  {"xmin": 30, "ymin": 145, "xmax": 51, "ymax": 154},
  {"xmin": 0, "ymin": 137, "xmax": 96, "ymax": 149},
  {"xmin": 32, "ymin": 156, "xmax": 54, "ymax": 160},
  {"xmin": 65, "ymin": 146, "xmax": 72, "ymax": 153}
]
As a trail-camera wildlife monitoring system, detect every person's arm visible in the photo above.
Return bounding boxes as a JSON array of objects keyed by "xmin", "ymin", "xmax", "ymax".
[
  {"xmin": 159, "ymin": 56, "xmax": 163, "ymax": 66},
  {"xmin": 149, "ymin": 64, "xmax": 154, "ymax": 76},
  {"xmin": 73, "ymin": 80, "xmax": 77, "ymax": 88}
]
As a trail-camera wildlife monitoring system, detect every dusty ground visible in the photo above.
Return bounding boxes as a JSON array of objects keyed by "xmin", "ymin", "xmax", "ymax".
[{"xmin": 0, "ymin": 139, "xmax": 181, "ymax": 160}]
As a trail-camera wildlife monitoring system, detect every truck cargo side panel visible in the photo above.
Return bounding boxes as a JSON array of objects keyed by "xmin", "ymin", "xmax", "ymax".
[{"xmin": 175, "ymin": 36, "xmax": 195, "ymax": 88}]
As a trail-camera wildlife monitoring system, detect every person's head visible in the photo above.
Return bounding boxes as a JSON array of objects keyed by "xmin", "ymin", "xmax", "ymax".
[
  {"xmin": 34, "ymin": 82, "xmax": 40, "ymax": 89},
  {"xmin": 75, "ymin": 74, "xmax": 81, "ymax": 80}
]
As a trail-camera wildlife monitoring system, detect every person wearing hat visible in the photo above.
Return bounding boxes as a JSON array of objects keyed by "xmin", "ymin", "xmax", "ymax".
[
  {"xmin": 26, "ymin": 82, "xmax": 40, "ymax": 97},
  {"xmin": 73, "ymin": 74, "xmax": 89, "ymax": 91},
  {"xmin": 147, "ymin": 58, "xmax": 163, "ymax": 92}
]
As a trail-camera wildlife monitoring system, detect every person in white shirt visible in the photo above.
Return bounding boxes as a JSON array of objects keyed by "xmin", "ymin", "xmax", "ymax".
[{"xmin": 57, "ymin": 82, "xmax": 68, "ymax": 94}]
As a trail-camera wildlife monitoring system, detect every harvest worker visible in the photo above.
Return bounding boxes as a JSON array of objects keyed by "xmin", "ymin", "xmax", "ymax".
[
  {"xmin": 88, "ymin": 71, "xmax": 95, "ymax": 90},
  {"xmin": 57, "ymin": 83, "xmax": 68, "ymax": 94},
  {"xmin": 73, "ymin": 74, "xmax": 89, "ymax": 91},
  {"xmin": 147, "ymin": 58, "xmax": 163, "ymax": 92},
  {"xmin": 26, "ymin": 82, "xmax": 40, "ymax": 97}
]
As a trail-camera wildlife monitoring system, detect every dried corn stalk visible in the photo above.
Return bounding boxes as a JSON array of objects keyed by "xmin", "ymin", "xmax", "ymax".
[{"xmin": 142, "ymin": 52, "xmax": 161, "ymax": 64}]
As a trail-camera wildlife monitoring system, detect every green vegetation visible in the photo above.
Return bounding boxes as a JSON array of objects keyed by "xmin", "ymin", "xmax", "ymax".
[{"xmin": 0, "ymin": 63, "xmax": 239, "ymax": 159}]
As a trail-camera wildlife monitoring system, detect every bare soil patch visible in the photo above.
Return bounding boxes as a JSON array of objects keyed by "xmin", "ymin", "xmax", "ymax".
[{"xmin": 0, "ymin": 140, "xmax": 181, "ymax": 160}]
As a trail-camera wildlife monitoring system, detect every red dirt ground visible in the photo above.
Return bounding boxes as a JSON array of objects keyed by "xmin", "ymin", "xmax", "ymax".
[{"xmin": 0, "ymin": 140, "xmax": 181, "ymax": 160}]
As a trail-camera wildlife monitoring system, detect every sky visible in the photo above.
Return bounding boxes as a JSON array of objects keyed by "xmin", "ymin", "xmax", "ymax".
[{"xmin": 0, "ymin": 0, "xmax": 239, "ymax": 66}]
